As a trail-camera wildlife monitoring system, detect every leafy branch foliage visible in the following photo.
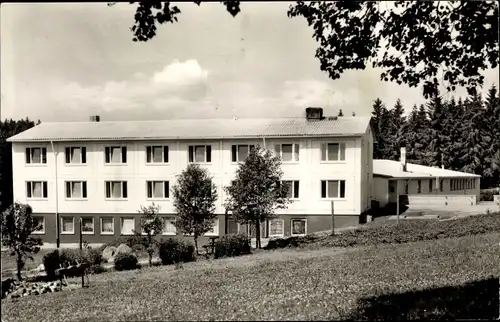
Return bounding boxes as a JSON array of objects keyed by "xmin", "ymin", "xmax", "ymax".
[
  {"xmin": 1, "ymin": 202, "xmax": 43, "ymax": 280},
  {"xmin": 127, "ymin": 1, "xmax": 498, "ymax": 99}
]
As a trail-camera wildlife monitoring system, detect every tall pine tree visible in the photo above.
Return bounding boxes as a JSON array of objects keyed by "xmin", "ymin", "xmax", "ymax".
[
  {"xmin": 370, "ymin": 98, "xmax": 391, "ymax": 159},
  {"xmin": 425, "ymin": 94, "xmax": 451, "ymax": 168},
  {"xmin": 483, "ymin": 84, "xmax": 500, "ymax": 188}
]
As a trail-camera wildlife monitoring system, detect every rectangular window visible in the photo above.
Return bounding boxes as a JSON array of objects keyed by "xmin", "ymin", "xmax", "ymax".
[
  {"xmin": 268, "ymin": 219, "xmax": 284, "ymax": 238},
  {"xmin": 146, "ymin": 145, "xmax": 169, "ymax": 163},
  {"xmin": 231, "ymin": 144, "xmax": 255, "ymax": 162},
  {"xmin": 65, "ymin": 147, "xmax": 86, "ymax": 164},
  {"xmin": 25, "ymin": 147, "xmax": 47, "ymax": 164},
  {"xmin": 321, "ymin": 180, "xmax": 346, "ymax": 199},
  {"xmin": 105, "ymin": 181, "xmax": 128, "ymax": 199},
  {"xmin": 146, "ymin": 181, "xmax": 169, "ymax": 199},
  {"xmin": 188, "ymin": 145, "xmax": 212, "ymax": 163},
  {"xmin": 100, "ymin": 217, "xmax": 114, "ymax": 235},
  {"xmin": 65, "ymin": 181, "xmax": 87, "ymax": 199},
  {"xmin": 429, "ymin": 179, "xmax": 433, "ymax": 193},
  {"xmin": 291, "ymin": 219, "xmax": 307, "ymax": 236},
  {"xmin": 417, "ymin": 180, "xmax": 421, "ymax": 193},
  {"xmin": 81, "ymin": 217, "xmax": 94, "ymax": 234},
  {"xmin": 320, "ymin": 143, "xmax": 346, "ymax": 162},
  {"xmin": 204, "ymin": 218, "xmax": 219, "ymax": 236},
  {"xmin": 32, "ymin": 216, "xmax": 45, "ymax": 234},
  {"xmin": 61, "ymin": 216, "xmax": 74, "ymax": 234},
  {"xmin": 26, "ymin": 181, "xmax": 48, "ymax": 199},
  {"xmin": 105, "ymin": 146, "xmax": 127, "ymax": 164},
  {"xmin": 121, "ymin": 218, "xmax": 135, "ymax": 235},
  {"xmin": 440, "ymin": 179, "xmax": 444, "ymax": 192},
  {"xmin": 405, "ymin": 182, "xmax": 409, "ymax": 195},
  {"xmin": 163, "ymin": 217, "xmax": 177, "ymax": 235},
  {"xmin": 274, "ymin": 143, "xmax": 299, "ymax": 162},
  {"xmin": 281, "ymin": 180, "xmax": 300, "ymax": 199}
]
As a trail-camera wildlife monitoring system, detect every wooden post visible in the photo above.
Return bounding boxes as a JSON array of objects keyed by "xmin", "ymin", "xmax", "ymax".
[
  {"xmin": 79, "ymin": 218, "xmax": 84, "ymax": 288},
  {"xmin": 331, "ymin": 201, "xmax": 335, "ymax": 235},
  {"xmin": 396, "ymin": 192, "xmax": 400, "ymax": 224}
]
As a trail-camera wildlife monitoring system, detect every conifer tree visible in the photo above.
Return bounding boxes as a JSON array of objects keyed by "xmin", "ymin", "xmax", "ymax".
[{"xmin": 425, "ymin": 94, "xmax": 450, "ymax": 168}]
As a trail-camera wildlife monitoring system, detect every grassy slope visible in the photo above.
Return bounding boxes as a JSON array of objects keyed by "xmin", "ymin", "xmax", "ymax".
[{"xmin": 2, "ymin": 232, "xmax": 499, "ymax": 321}]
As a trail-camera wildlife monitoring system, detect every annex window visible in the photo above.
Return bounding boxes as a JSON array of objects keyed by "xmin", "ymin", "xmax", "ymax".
[
  {"xmin": 121, "ymin": 218, "xmax": 135, "ymax": 235},
  {"xmin": 321, "ymin": 180, "xmax": 346, "ymax": 199},
  {"xmin": 105, "ymin": 181, "xmax": 128, "ymax": 199},
  {"xmin": 291, "ymin": 219, "xmax": 307, "ymax": 236},
  {"xmin": 81, "ymin": 217, "xmax": 94, "ymax": 234},
  {"xmin": 105, "ymin": 146, "xmax": 127, "ymax": 164},
  {"xmin": 146, "ymin": 181, "xmax": 169, "ymax": 199},
  {"xmin": 146, "ymin": 145, "xmax": 169, "ymax": 163},
  {"xmin": 429, "ymin": 179, "xmax": 433, "ymax": 193},
  {"xmin": 32, "ymin": 216, "xmax": 45, "ymax": 234},
  {"xmin": 404, "ymin": 183, "xmax": 409, "ymax": 195},
  {"xmin": 320, "ymin": 143, "xmax": 346, "ymax": 162},
  {"xmin": 274, "ymin": 143, "xmax": 299, "ymax": 162},
  {"xmin": 26, "ymin": 181, "xmax": 48, "ymax": 199},
  {"xmin": 65, "ymin": 181, "xmax": 87, "ymax": 199},
  {"xmin": 65, "ymin": 147, "xmax": 86, "ymax": 164},
  {"xmin": 61, "ymin": 216, "xmax": 75, "ymax": 234},
  {"xmin": 231, "ymin": 144, "xmax": 255, "ymax": 162},
  {"xmin": 281, "ymin": 180, "xmax": 300, "ymax": 199},
  {"xmin": 163, "ymin": 217, "xmax": 177, "ymax": 235},
  {"xmin": 268, "ymin": 219, "xmax": 284, "ymax": 238},
  {"xmin": 100, "ymin": 217, "xmax": 114, "ymax": 235},
  {"xmin": 440, "ymin": 179, "xmax": 444, "ymax": 192},
  {"xmin": 25, "ymin": 147, "xmax": 47, "ymax": 164},
  {"xmin": 417, "ymin": 180, "xmax": 421, "ymax": 193},
  {"xmin": 188, "ymin": 145, "xmax": 212, "ymax": 163}
]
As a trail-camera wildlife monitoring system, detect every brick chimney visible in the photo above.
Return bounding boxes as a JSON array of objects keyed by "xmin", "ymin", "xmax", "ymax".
[
  {"xmin": 90, "ymin": 115, "xmax": 100, "ymax": 122},
  {"xmin": 305, "ymin": 107, "xmax": 324, "ymax": 121},
  {"xmin": 400, "ymin": 147, "xmax": 407, "ymax": 172}
]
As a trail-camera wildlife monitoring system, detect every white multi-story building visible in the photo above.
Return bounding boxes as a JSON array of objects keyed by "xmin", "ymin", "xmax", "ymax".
[{"xmin": 7, "ymin": 108, "xmax": 373, "ymax": 246}]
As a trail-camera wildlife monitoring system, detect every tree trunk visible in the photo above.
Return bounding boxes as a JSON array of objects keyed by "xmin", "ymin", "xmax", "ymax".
[
  {"xmin": 16, "ymin": 254, "xmax": 23, "ymax": 281},
  {"xmin": 255, "ymin": 220, "xmax": 261, "ymax": 249},
  {"xmin": 194, "ymin": 236, "xmax": 199, "ymax": 255}
]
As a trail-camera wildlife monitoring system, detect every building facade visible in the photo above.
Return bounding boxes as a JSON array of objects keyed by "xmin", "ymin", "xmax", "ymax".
[{"xmin": 8, "ymin": 110, "xmax": 373, "ymax": 247}]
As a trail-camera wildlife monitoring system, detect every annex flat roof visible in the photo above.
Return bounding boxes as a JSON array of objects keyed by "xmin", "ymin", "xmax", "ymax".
[
  {"xmin": 7, "ymin": 116, "xmax": 371, "ymax": 142},
  {"xmin": 373, "ymin": 159, "xmax": 481, "ymax": 179}
]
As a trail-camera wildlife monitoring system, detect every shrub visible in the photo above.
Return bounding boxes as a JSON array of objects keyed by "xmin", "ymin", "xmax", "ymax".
[
  {"xmin": 99, "ymin": 236, "xmax": 148, "ymax": 254},
  {"xmin": 214, "ymin": 234, "xmax": 251, "ymax": 259},
  {"xmin": 158, "ymin": 238, "xmax": 195, "ymax": 265},
  {"xmin": 480, "ymin": 189, "xmax": 500, "ymax": 202},
  {"xmin": 114, "ymin": 253, "xmax": 139, "ymax": 271},
  {"xmin": 42, "ymin": 247, "xmax": 105, "ymax": 280}
]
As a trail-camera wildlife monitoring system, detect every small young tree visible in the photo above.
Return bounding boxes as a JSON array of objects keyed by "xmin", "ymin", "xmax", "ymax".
[
  {"xmin": 1, "ymin": 202, "xmax": 43, "ymax": 280},
  {"xmin": 224, "ymin": 145, "xmax": 291, "ymax": 249},
  {"xmin": 133, "ymin": 203, "xmax": 164, "ymax": 266},
  {"xmin": 172, "ymin": 164, "xmax": 218, "ymax": 255}
]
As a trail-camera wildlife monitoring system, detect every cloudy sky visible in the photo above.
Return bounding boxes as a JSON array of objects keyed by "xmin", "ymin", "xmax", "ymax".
[{"xmin": 1, "ymin": 2, "xmax": 499, "ymax": 122}]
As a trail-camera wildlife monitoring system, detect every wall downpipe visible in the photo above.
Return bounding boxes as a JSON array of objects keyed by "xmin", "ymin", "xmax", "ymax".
[{"xmin": 50, "ymin": 141, "xmax": 60, "ymax": 248}]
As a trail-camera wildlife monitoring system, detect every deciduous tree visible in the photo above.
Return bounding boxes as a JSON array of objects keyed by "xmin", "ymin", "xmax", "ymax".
[
  {"xmin": 172, "ymin": 164, "xmax": 218, "ymax": 255},
  {"xmin": 133, "ymin": 203, "xmax": 164, "ymax": 266},
  {"xmin": 224, "ymin": 145, "xmax": 291, "ymax": 249},
  {"xmin": 1, "ymin": 202, "xmax": 43, "ymax": 280}
]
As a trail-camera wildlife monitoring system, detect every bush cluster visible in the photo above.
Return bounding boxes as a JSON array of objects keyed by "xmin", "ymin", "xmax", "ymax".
[
  {"xmin": 480, "ymin": 189, "xmax": 500, "ymax": 202},
  {"xmin": 265, "ymin": 212, "xmax": 500, "ymax": 250},
  {"xmin": 113, "ymin": 253, "xmax": 139, "ymax": 271},
  {"xmin": 42, "ymin": 247, "xmax": 105, "ymax": 280},
  {"xmin": 214, "ymin": 234, "xmax": 251, "ymax": 259},
  {"xmin": 99, "ymin": 235, "xmax": 147, "ymax": 252},
  {"xmin": 158, "ymin": 238, "xmax": 195, "ymax": 265}
]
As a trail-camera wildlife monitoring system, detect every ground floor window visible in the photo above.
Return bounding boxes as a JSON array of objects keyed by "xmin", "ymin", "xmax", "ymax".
[
  {"xmin": 100, "ymin": 217, "xmax": 114, "ymax": 235},
  {"xmin": 269, "ymin": 219, "xmax": 284, "ymax": 237},
  {"xmin": 291, "ymin": 219, "xmax": 307, "ymax": 236},
  {"xmin": 121, "ymin": 217, "xmax": 135, "ymax": 235},
  {"xmin": 162, "ymin": 216, "xmax": 177, "ymax": 235},
  {"xmin": 32, "ymin": 216, "xmax": 45, "ymax": 234},
  {"xmin": 81, "ymin": 217, "xmax": 94, "ymax": 234},
  {"xmin": 61, "ymin": 216, "xmax": 74, "ymax": 234},
  {"xmin": 204, "ymin": 218, "xmax": 219, "ymax": 236}
]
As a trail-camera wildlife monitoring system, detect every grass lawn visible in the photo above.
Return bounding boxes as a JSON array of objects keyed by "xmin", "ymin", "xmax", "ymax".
[
  {"xmin": 1, "ymin": 249, "xmax": 53, "ymax": 276},
  {"xmin": 2, "ymin": 232, "xmax": 499, "ymax": 321}
]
